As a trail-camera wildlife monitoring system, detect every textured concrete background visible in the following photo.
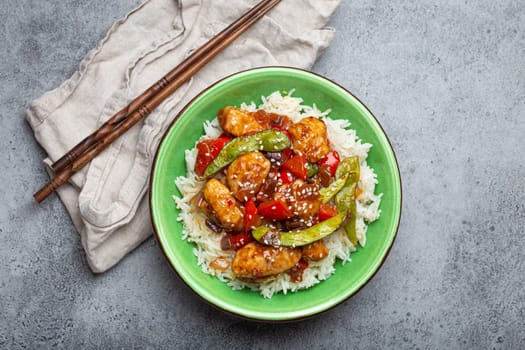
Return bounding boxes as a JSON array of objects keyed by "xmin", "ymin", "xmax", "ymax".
[{"xmin": 1, "ymin": 0, "xmax": 524, "ymax": 348}]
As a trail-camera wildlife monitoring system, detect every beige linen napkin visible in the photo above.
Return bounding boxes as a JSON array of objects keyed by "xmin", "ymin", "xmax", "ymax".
[{"xmin": 26, "ymin": 0, "xmax": 340, "ymax": 273}]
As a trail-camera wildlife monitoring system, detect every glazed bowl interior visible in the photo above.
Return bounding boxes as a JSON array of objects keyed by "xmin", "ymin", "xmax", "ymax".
[{"xmin": 150, "ymin": 67, "xmax": 401, "ymax": 321}]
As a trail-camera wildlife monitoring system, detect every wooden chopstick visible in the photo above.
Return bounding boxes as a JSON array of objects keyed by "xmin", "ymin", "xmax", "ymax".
[
  {"xmin": 34, "ymin": 0, "xmax": 282, "ymax": 203},
  {"xmin": 51, "ymin": 0, "xmax": 279, "ymax": 173}
]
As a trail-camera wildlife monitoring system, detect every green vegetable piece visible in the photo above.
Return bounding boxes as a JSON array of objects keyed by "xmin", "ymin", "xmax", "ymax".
[
  {"xmin": 335, "ymin": 182, "xmax": 358, "ymax": 246},
  {"xmin": 307, "ymin": 163, "xmax": 319, "ymax": 178},
  {"xmin": 336, "ymin": 156, "xmax": 360, "ymax": 184},
  {"xmin": 333, "ymin": 156, "xmax": 360, "ymax": 245},
  {"xmin": 335, "ymin": 183, "xmax": 356, "ymax": 213},
  {"xmin": 345, "ymin": 199, "xmax": 358, "ymax": 246},
  {"xmin": 318, "ymin": 155, "xmax": 360, "ymax": 205},
  {"xmin": 252, "ymin": 213, "xmax": 345, "ymax": 247},
  {"xmin": 319, "ymin": 175, "xmax": 348, "ymax": 204},
  {"xmin": 203, "ymin": 130, "xmax": 290, "ymax": 177}
]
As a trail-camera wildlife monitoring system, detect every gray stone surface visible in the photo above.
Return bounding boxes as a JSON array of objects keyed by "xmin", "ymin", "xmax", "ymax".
[{"xmin": 1, "ymin": 0, "xmax": 524, "ymax": 348}]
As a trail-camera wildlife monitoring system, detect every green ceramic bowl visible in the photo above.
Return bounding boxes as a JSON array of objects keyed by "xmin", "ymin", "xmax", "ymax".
[{"xmin": 150, "ymin": 67, "xmax": 401, "ymax": 321}]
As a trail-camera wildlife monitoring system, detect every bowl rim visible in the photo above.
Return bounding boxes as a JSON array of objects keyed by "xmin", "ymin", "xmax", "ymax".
[{"xmin": 149, "ymin": 66, "xmax": 402, "ymax": 322}]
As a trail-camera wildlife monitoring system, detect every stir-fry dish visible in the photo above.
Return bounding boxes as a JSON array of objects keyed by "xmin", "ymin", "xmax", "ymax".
[{"xmin": 175, "ymin": 92, "xmax": 381, "ymax": 297}]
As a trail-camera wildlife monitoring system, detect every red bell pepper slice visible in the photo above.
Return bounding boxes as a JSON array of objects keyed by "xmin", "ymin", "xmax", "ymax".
[
  {"xmin": 229, "ymin": 232, "xmax": 254, "ymax": 250},
  {"xmin": 281, "ymin": 152, "xmax": 308, "ymax": 180},
  {"xmin": 194, "ymin": 135, "xmax": 232, "ymax": 176},
  {"xmin": 281, "ymin": 148, "xmax": 293, "ymax": 163},
  {"xmin": 244, "ymin": 199, "xmax": 259, "ymax": 233},
  {"xmin": 279, "ymin": 170, "xmax": 295, "ymax": 184},
  {"xmin": 318, "ymin": 203, "xmax": 338, "ymax": 221},
  {"xmin": 257, "ymin": 200, "xmax": 293, "ymax": 221},
  {"xmin": 318, "ymin": 151, "xmax": 340, "ymax": 177}
]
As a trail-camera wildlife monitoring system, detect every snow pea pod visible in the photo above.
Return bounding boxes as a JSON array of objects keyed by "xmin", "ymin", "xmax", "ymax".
[
  {"xmin": 334, "ymin": 156, "xmax": 360, "ymax": 246},
  {"xmin": 346, "ymin": 199, "xmax": 357, "ymax": 246},
  {"xmin": 252, "ymin": 212, "xmax": 346, "ymax": 247},
  {"xmin": 319, "ymin": 175, "xmax": 347, "ymax": 203},
  {"xmin": 319, "ymin": 156, "xmax": 360, "ymax": 205},
  {"xmin": 336, "ymin": 156, "xmax": 360, "ymax": 184},
  {"xmin": 335, "ymin": 183, "xmax": 357, "ymax": 213},
  {"xmin": 335, "ymin": 183, "xmax": 358, "ymax": 246},
  {"xmin": 203, "ymin": 130, "xmax": 290, "ymax": 177}
]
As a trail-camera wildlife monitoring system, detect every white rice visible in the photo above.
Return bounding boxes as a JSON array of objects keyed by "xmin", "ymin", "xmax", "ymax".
[{"xmin": 173, "ymin": 91, "xmax": 382, "ymax": 298}]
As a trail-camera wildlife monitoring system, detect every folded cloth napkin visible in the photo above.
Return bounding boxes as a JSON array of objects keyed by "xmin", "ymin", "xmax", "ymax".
[{"xmin": 27, "ymin": 0, "xmax": 340, "ymax": 273}]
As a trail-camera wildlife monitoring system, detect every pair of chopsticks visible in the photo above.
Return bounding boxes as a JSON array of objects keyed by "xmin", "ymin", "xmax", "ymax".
[{"xmin": 34, "ymin": 0, "xmax": 282, "ymax": 203}]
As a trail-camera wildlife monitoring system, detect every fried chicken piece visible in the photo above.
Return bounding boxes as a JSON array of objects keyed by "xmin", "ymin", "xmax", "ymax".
[
  {"xmin": 203, "ymin": 178, "xmax": 244, "ymax": 232},
  {"xmin": 218, "ymin": 106, "xmax": 265, "ymax": 136},
  {"xmin": 274, "ymin": 179, "xmax": 320, "ymax": 220},
  {"xmin": 302, "ymin": 240, "xmax": 329, "ymax": 261},
  {"xmin": 226, "ymin": 152, "xmax": 271, "ymax": 202},
  {"xmin": 288, "ymin": 117, "xmax": 330, "ymax": 162},
  {"xmin": 232, "ymin": 242, "xmax": 302, "ymax": 279}
]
